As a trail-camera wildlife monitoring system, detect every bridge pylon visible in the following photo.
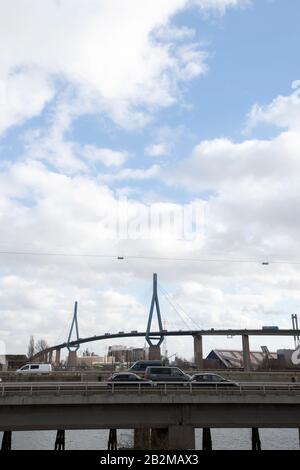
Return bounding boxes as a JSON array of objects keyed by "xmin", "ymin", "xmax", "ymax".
[
  {"xmin": 66, "ymin": 301, "xmax": 80, "ymax": 368},
  {"xmin": 146, "ymin": 274, "xmax": 164, "ymax": 360}
]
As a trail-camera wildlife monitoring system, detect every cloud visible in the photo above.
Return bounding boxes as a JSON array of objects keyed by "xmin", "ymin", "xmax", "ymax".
[
  {"xmin": 247, "ymin": 82, "xmax": 300, "ymax": 131},
  {"xmin": 0, "ymin": 0, "xmax": 247, "ymax": 135},
  {"xmin": 0, "ymin": 68, "xmax": 55, "ymax": 135},
  {"xmin": 145, "ymin": 143, "xmax": 170, "ymax": 158},
  {"xmin": 82, "ymin": 146, "xmax": 129, "ymax": 167},
  {"xmin": 192, "ymin": 0, "xmax": 250, "ymax": 13},
  {"xmin": 99, "ymin": 165, "xmax": 161, "ymax": 183},
  {"xmin": 169, "ymin": 131, "xmax": 300, "ymax": 191},
  {"xmin": 0, "ymin": 0, "xmax": 204, "ymax": 133},
  {"xmin": 167, "ymin": 84, "xmax": 300, "ymax": 191}
]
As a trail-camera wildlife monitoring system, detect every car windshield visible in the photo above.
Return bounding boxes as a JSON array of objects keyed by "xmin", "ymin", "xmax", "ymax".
[{"xmin": 171, "ymin": 368, "xmax": 184, "ymax": 376}]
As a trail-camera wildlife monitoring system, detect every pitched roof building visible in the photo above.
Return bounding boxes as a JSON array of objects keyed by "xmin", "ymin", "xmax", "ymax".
[{"xmin": 207, "ymin": 349, "xmax": 277, "ymax": 369}]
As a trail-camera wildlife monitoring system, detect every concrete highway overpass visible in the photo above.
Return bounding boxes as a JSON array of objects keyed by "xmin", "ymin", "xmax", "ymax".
[{"xmin": 1, "ymin": 382, "xmax": 300, "ymax": 449}]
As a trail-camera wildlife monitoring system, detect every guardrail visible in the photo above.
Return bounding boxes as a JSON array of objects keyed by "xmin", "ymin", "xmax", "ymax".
[{"xmin": 1, "ymin": 382, "xmax": 300, "ymax": 397}]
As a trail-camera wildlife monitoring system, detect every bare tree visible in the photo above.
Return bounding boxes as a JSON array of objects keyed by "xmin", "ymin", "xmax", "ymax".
[
  {"xmin": 35, "ymin": 339, "xmax": 49, "ymax": 353},
  {"xmin": 27, "ymin": 336, "xmax": 35, "ymax": 358}
]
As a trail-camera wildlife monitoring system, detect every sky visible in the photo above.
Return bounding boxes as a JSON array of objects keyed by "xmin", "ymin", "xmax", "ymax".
[{"xmin": 0, "ymin": 0, "xmax": 300, "ymax": 359}]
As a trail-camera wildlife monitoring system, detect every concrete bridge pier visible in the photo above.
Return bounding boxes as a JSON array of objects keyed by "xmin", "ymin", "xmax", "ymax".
[
  {"xmin": 202, "ymin": 428, "xmax": 212, "ymax": 450},
  {"xmin": 55, "ymin": 349, "xmax": 61, "ymax": 366},
  {"xmin": 49, "ymin": 350, "xmax": 53, "ymax": 364},
  {"xmin": 193, "ymin": 334, "xmax": 203, "ymax": 369},
  {"xmin": 54, "ymin": 430, "xmax": 65, "ymax": 450},
  {"xmin": 242, "ymin": 334, "xmax": 251, "ymax": 371},
  {"xmin": 1, "ymin": 431, "xmax": 12, "ymax": 450},
  {"xmin": 151, "ymin": 426, "xmax": 195, "ymax": 450},
  {"xmin": 134, "ymin": 428, "xmax": 151, "ymax": 449},
  {"xmin": 148, "ymin": 346, "xmax": 161, "ymax": 360},
  {"xmin": 108, "ymin": 429, "xmax": 117, "ymax": 450},
  {"xmin": 252, "ymin": 428, "xmax": 261, "ymax": 450},
  {"xmin": 67, "ymin": 351, "xmax": 78, "ymax": 368},
  {"xmin": 37, "ymin": 352, "xmax": 44, "ymax": 363}
]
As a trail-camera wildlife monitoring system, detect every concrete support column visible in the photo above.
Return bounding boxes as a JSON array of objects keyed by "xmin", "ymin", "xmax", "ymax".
[
  {"xmin": 54, "ymin": 430, "xmax": 65, "ymax": 450},
  {"xmin": 168, "ymin": 426, "xmax": 195, "ymax": 450},
  {"xmin": 252, "ymin": 428, "xmax": 261, "ymax": 450},
  {"xmin": 134, "ymin": 428, "xmax": 151, "ymax": 450},
  {"xmin": 151, "ymin": 426, "xmax": 195, "ymax": 450},
  {"xmin": 202, "ymin": 428, "xmax": 212, "ymax": 450},
  {"xmin": 67, "ymin": 351, "xmax": 78, "ymax": 368},
  {"xmin": 242, "ymin": 334, "xmax": 251, "ymax": 371},
  {"xmin": 1, "ymin": 431, "xmax": 12, "ymax": 450},
  {"xmin": 151, "ymin": 428, "xmax": 169, "ymax": 450},
  {"xmin": 148, "ymin": 346, "xmax": 161, "ymax": 360},
  {"xmin": 193, "ymin": 334, "xmax": 203, "ymax": 369},
  {"xmin": 49, "ymin": 350, "xmax": 53, "ymax": 364},
  {"xmin": 55, "ymin": 349, "xmax": 61, "ymax": 367},
  {"xmin": 108, "ymin": 429, "xmax": 117, "ymax": 450}
]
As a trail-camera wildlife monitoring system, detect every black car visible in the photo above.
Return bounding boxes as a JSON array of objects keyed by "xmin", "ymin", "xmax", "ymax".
[
  {"xmin": 107, "ymin": 372, "xmax": 152, "ymax": 387},
  {"xmin": 189, "ymin": 373, "xmax": 239, "ymax": 387},
  {"xmin": 144, "ymin": 366, "xmax": 190, "ymax": 382},
  {"xmin": 129, "ymin": 360, "xmax": 163, "ymax": 373}
]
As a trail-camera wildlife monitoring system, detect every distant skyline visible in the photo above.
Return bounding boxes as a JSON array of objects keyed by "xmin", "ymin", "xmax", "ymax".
[{"xmin": 0, "ymin": 0, "xmax": 300, "ymax": 358}]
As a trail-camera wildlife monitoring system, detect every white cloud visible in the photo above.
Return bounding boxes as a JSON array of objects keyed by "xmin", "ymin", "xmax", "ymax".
[
  {"xmin": 192, "ymin": 0, "xmax": 250, "ymax": 13},
  {"xmin": 247, "ymin": 83, "xmax": 300, "ymax": 131},
  {"xmin": 99, "ymin": 164, "xmax": 161, "ymax": 183},
  {"xmin": 168, "ymin": 84, "xmax": 300, "ymax": 193},
  {"xmin": 0, "ymin": 0, "xmax": 247, "ymax": 135},
  {"xmin": 169, "ymin": 131, "xmax": 300, "ymax": 191},
  {"xmin": 21, "ymin": 99, "xmax": 129, "ymax": 173},
  {"xmin": 0, "ymin": 68, "xmax": 55, "ymax": 135},
  {"xmin": 0, "ymin": 0, "xmax": 200, "ymax": 133},
  {"xmin": 145, "ymin": 143, "xmax": 170, "ymax": 157},
  {"xmin": 82, "ymin": 146, "xmax": 129, "ymax": 167}
]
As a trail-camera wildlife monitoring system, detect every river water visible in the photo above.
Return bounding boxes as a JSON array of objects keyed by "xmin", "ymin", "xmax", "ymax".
[{"xmin": 1, "ymin": 429, "xmax": 299, "ymax": 450}]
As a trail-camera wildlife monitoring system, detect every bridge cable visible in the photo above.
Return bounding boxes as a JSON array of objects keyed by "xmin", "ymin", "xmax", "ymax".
[
  {"xmin": 158, "ymin": 284, "xmax": 202, "ymax": 330},
  {"xmin": 158, "ymin": 285, "xmax": 194, "ymax": 330}
]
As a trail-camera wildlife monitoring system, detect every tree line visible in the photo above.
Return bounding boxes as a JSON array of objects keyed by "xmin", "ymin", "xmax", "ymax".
[{"xmin": 27, "ymin": 336, "xmax": 49, "ymax": 358}]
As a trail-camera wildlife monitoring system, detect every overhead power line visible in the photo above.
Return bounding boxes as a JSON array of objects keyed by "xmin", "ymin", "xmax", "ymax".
[{"xmin": 0, "ymin": 250, "xmax": 299, "ymax": 265}]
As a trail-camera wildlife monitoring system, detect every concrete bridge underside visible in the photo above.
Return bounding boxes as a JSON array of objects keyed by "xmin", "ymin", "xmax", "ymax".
[{"xmin": 1, "ymin": 393, "xmax": 300, "ymax": 449}]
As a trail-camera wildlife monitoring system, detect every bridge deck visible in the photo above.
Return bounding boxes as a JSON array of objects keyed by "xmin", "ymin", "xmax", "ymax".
[
  {"xmin": 1, "ymin": 382, "xmax": 300, "ymax": 431},
  {"xmin": 33, "ymin": 328, "xmax": 300, "ymax": 356}
]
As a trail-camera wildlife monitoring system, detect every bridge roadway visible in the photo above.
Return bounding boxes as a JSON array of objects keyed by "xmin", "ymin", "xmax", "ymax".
[
  {"xmin": 32, "ymin": 328, "xmax": 300, "ymax": 372},
  {"xmin": 39, "ymin": 328, "xmax": 300, "ymax": 353},
  {"xmin": 1, "ymin": 382, "xmax": 300, "ymax": 449}
]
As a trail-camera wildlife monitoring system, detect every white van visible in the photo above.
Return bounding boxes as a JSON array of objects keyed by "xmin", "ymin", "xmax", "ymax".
[{"xmin": 16, "ymin": 363, "xmax": 52, "ymax": 375}]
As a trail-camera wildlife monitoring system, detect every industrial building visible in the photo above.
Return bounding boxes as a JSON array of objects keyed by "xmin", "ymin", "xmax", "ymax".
[
  {"xmin": 206, "ymin": 349, "xmax": 278, "ymax": 370},
  {"xmin": 108, "ymin": 345, "xmax": 146, "ymax": 365},
  {"xmin": 0, "ymin": 355, "xmax": 28, "ymax": 371}
]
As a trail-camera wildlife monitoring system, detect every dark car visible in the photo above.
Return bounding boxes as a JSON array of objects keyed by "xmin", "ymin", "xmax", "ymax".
[
  {"xmin": 144, "ymin": 366, "xmax": 190, "ymax": 382},
  {"xmin": 189, "ymin": 373, "xmax": 239, "ymax": 387},
  {"xmin": 129, "ymin": 360, "xmax": 163, "ymax": 373},
  {"xmin": 107, "ymin": 372, "xmax": 152, "ymax": 387}
]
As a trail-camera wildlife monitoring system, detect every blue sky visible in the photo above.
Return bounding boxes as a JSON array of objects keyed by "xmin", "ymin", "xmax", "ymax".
[{"xmin": 0, "ymin": 0, "xmax": 300, "ymax": 357}]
